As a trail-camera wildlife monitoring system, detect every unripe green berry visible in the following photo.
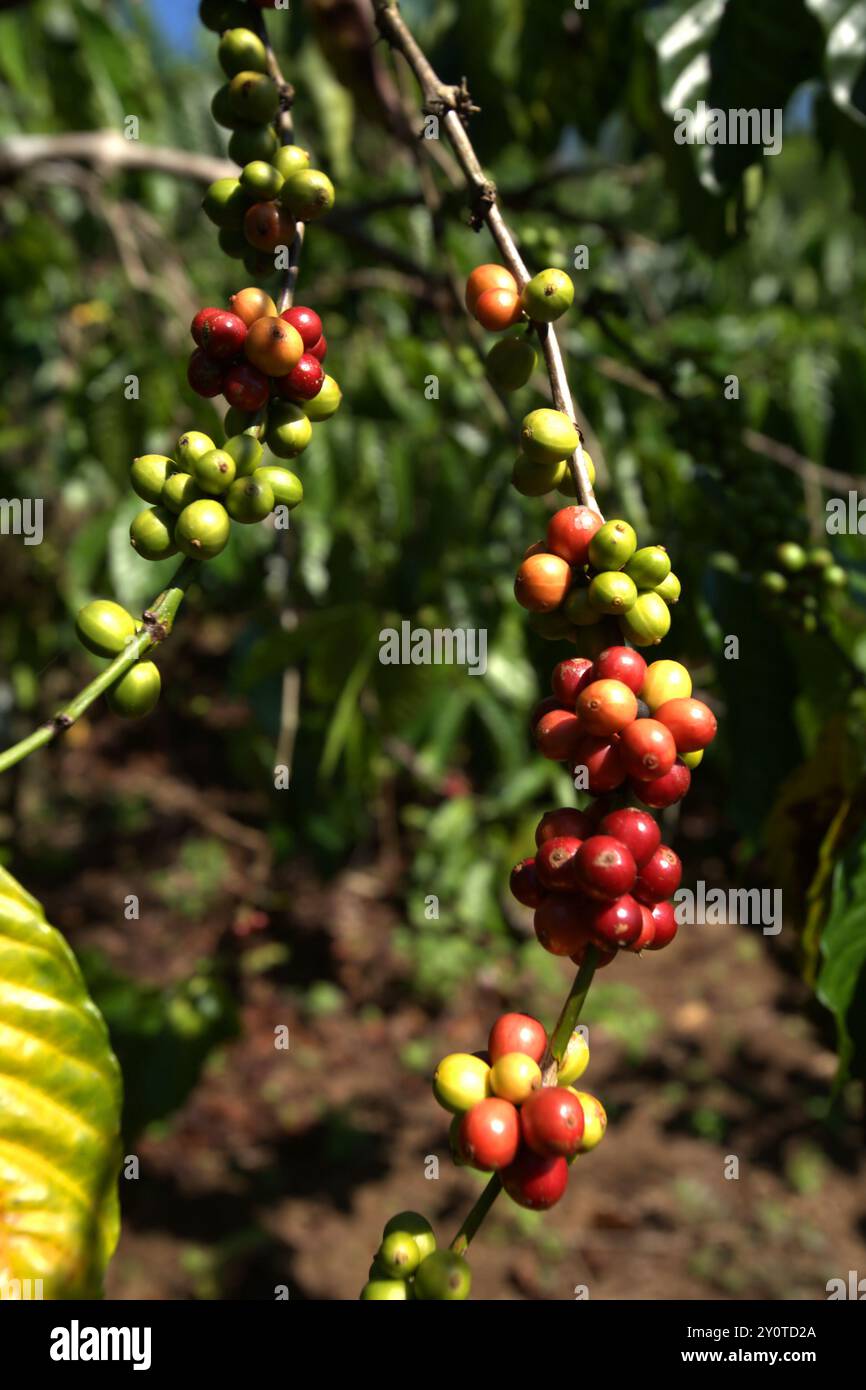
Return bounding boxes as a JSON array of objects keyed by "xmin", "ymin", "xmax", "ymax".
[
  {"xmin": 511, "ymin": 455, "xmax": 565, "ymax": 496},
  {"xmin": 224, "ymin": 433, "xmax": 263, "ymax": 476},
  {"xmin": 192, "ymin": 448, "xmax": 237, "ymax": 495},
  {"xmin": 555, "ymin": 452, "xmax": 596, "ymax": 494},
  {"xmin": 202, "ymin": 177, "xmax": 250, "ymax": 229},
  {"xmin": 520, "ymin": 408, "xmax": 579, "ymax": 465},
  {"xmin": 414, "ymin": 1251, "xmax": 471, "ymax": 1302},
  {"xmin": 807, "ymin": 546, "xmax": 833, "ymax": 570},
  {"xmin": 280, "ymin": 168, "xmax": 336, "ymax": 221},
  {"xmin": 228, "ymin": 125, "xmax": 280, "ymax": 166},
  {"xmin": 301, "ymin": 375, "xmax": 341, "ymax": 421},
  {"xmin": 131, "ymin": 454, "xmax": 175, "ymax": 505},
  {"xmin": 654, "ymin": 571, "xmax": 681, "ymax": 605},
  {"xmin": 563, "ymin": 587, "xmax": 599, "ymax": 626},
  {"xmin": 588, "ymin": 570, "xmax": 638, "ymax": 614},
  {"xmin": 272, "ymin": 145, "xmax": 312, "ymax": 180},
  {"xmin": 218, "ymin": 27, "xmax": 268, "ymax": 77},
  {"xmin": 218, "ymin": 226, "xmax": 248, "ymax": 259},
  {"xmin": 162, "ymin": 472, "xmax": 203, "ymax": 515},
  {"xmin": 759, "ymin": 570, "xmax": 787, "ymax": 596},
  {"xmin": 75, "ymin": 600, "xmax": 137, "ymax": 658},
  {"xmin": 377, "ymin": 1231, "xmax": 421, "ymax": 1279},
  {"xmin": 776, "ymin": 541, "xmax": 807, "ymax": 572},
  {"xmin": 243, "ymin": 248, "xmax": 274, "ymax": 277},
  {"xmin": 823, "ymin": 563, "xmax": 848, "ymax": 589},
  {"xmin": 211, "ymin": 84, "xmax": 249, "ymax": 131},
  {"xmin": 521, "ymin": 267, "xmax": 574, "ymax": 323},
  {"xmin": 360, "ymin": 1279, "xmax": 410, "ymax": 1301},
  {"xmin": 228, "ymin": 71, "xmax": 279, "ymax": 125},
  {"xmin": 130, "ymin": 507, "xmax": 178, "ymax": 562},
  {"xmin": 625, "ymin": 545, "xmax": 670, "ymax": 589},
  {"xmin": 382, "ymin": 1211, "xmax": 436, "ymax": 1262},
  {"xmin": 528, "ymin": 610, "xmax": 575, "ymax": 640},
  {"xmin": 266, "ymin": 403, "xmax": 313, "ymax": 459},
  {"xmin": 254, "ymin": 465, "xmax": 303, "ymax": 508},
  {"xmin": 618, "ymin": 591, "xmax": 671, "ymax": 646},
  {"xmin": 225, "ymin": 476, "xmax": 274, "ymax": 522},
  {"xmin": 486, "ymin": 335, "xmax": 537, "ymax": 391},
  {"xmin": 588, "ymin": 519, "xmax": 637, "ymax": 571},
  {"xmin": 176, "ymin": 431, "xmax": 217, "ymax": 469},
  {"xmin": 240, "ymin": 160, "xmax": 284, "ymax": 199},
  {"xmin": 223, "ymin": 408, "xmax": 263, "ymax": 440},
  {"xmin": 106, "ymin": 661, "xmax": 161, "ymax": 719},
  {"xmin": 199, "ymin": 0, "xmax": 248, "ymax": 34},
  {"xmin": 175, "ymin": 499, "xmax": 231, "ymax": 561}
]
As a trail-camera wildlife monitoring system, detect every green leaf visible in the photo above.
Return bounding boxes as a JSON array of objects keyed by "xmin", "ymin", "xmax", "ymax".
[
  {"xmin": 806, "ymin": 0, "xmax": 866, "ymax": 124},
  {"xmin": 0, "ymin": 864, "xmax": 122, "ymax": 1298},
  {"xmin": 816, "ymin": 822, "xmax": 866, "ymax": 1086}
]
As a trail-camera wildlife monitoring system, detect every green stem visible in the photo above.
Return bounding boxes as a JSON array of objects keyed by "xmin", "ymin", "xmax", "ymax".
[
  {"xmin": 449, "ymin": 1174, "xmax": 502, "ymax": 1255},
  {"xmin": 0, "ymin": 558, "xmax": 198, "ymax": 776}
]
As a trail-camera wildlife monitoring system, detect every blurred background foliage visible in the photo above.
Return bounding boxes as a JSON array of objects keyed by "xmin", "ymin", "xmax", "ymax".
[{"xmin": 1, "ymin": 0, "xmax": 866, "ymax": 1156}]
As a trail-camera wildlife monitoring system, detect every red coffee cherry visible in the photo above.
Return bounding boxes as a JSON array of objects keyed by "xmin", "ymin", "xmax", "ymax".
[
  {"xmin": 631, "ymin": 761, "xmax": 691, "ymax": 808},
  {"xmin": 654, "ymin": 697, "xmax": 717, "ymax": 753},
  {"xmin": 598, "ymin": 807, "xmax": 660, "ymax": 868},
  {"xmin": 222, "ymin": 361, "xmax": 270, "ymax": 412},
  {"xmin": 592, "ymin": 645, "xmax": 647, "ymax": 694},
  {"xmin": 575, "ymin": 835, "xmax": 636, "ymax": 901},
  {"xmin": 191, "ymin": 306, "xmax": 221, "ymax": 346},
  {"xmin": 634, "ymin": 845, "xmax": 682, "ymax": 904},
  {"xmin": 458, "ymin": 1098, "xmax": 521, "ymax": 1171},
  {"xmin": 280, "ymin": 304, "xmax": 323, "ymax": 349},
  {"xmin": 587, "ymin": 893, "xmax": 643, "ymax": 949},
  {"xmin": 466, "ymin": 263, "xmax": 518, "ymax": 312},
  {"xmin": 278, "ymin": 351, "xmax": 325, "ymax": 400},
  {"xmin": 536, "ymin": 807, "xmax": 593, "ymax": 845},
  {"xmin": 572, "ymin": 735, "xmax": 627, "ymax": 795},
  {"xmin": 569, "ymin": 938, "xmax": 616, "ymax": 969},
  {"xmin": 534, "ymin": 894, "xmax": 590, "ymax": 956},
  {"xmin": 198, "ymin": 309, "xmax": 248, "ymax": 361},
  {"xmin": 536, "ymin": 836, "xmax": 583, "ymax": 892},
  {"xmin": 546, "ymin": 505, "xmax": 604, "ymax": 566},
  {"xmin": 645, "ymin": 900, "xmax": 678, "ymax": 950},
  {"xmin": 530, "ymin": 696, "xmax": 562, "ymax": 731},
  {"xmin": 509, "ymin": 858, "xmax": 544, "ymax": 909},
  {"xmin": 474, "ymin": 286, "xmax": 523, "ymax": 331},
  {"xmin": 187, "ymin": 348, "xmax": 224, "ymax": 398},
  {"xmin": 520, "ymin": 1087, "xmax": 585, "ymax": 1158},
  {"xmin": 243, "ymin": 200, "xmax": 295, "ymax": 252},
  {"xmin": 534, "ymin": 709, "xmax": 582, "ymax": 762},
  {"xmin": 626, "ymin": 903, "xmax": 657, "ymax": 952},
  {"xmin": 514, "ymin": 553, "xmax": 572, "ymax": 612},
  {"xmin": 309, "ymin": 333, "xmax": 327, "ymax": 361},
  {"xmin": 618, "ymin": 718, "xmax": 677, "ymax": 781},
  {"xmin": 488, "ymin": 1013, "xmax": 547, "ymax": 1065},
  {"xmin": 551, "ymin": 657, "xmax": 594, "ymax": 707},
  {"xmin": 576, "ymin": 679, "xmax": 638, "ymax": 737},
  {"xmin": 502, "ymin": 1148, "xmax": 569, "ymax": 1210}
]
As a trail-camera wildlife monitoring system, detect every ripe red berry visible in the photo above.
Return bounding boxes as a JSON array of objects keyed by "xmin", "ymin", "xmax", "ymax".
[
  {"xmin": 551, "ymin": 657, "xmax": 594, "ymax": 707},
  {"xmin": 309, "ymin": 333, "xmax": 327, "ymax": 361},
  {"xmin": 536, "ymin": 807, "xmax": 593, "ymax": 845},
  {"xmin": 488, "ymin": 1013, "xmax": 547, "ymax": 1065},
  {"xmin": 536, "ymin": 836, "xmax": 583, "ymax": 892},
  {"xmin": 530, "ymin": 696, "xmax": 562, "ymax": 732},
  {"xmin": 626, "ymin": 903, "xmax": 657, "ymax": 952},
  {"xmin": 618, "ymin": 718, "xmax": 677, "ymax": 781},
  {"xmin": 587, "ymin": 893, "xmax": 643, "ymax": 949},
  {"xmin": 634, "ymin": 845, "xmax": 682, "ymax": 904},
  {"xmin": 187, "ymin": 348, "xmax": 224, "ymax": 398},
  {"xmin": 534, "ymin": 894, "xmax": 590, "ymax": 956},
  {"xmin": 191, "ymin": 306, "xmax": 221, "ymax": 347},
  {"xmin": 278, "ymin": 351, "xmax": 325, "ymax": 400},
  {"xmin": 654, "ymin": 697, "xmax": 718, "ymax": 753},
  {"xmin": 631, "ymin": 761, "xmax": 691, "ymax": 808},
  {"xmin": 198, "ymin": 309, "xmax": 248, "ymax": 361},
  {"xmin": 243, "ymin": 200, "xmax": 295, "ymax": 252},
  {"xmin": 592, "ymin": 645, "xmax": 647, "ymax": 694},
  {"xmin": 534, "ymin": 709, "xmax": 582, "ymax": 762},
  {"xmin": 509, "ymin": 858, "xmax": 544, "ymax": 909},
  {"xmin": 514, "ymin": 553, "xmax": 572, "ymax": 613},
  {"xmin": 645, "ymin": 900, "xmax": 678, "ymax": 950},
  {"xmin": 598, "ymin": 807, "xmax": 660, "ymax": 868},
  {"xmin": 574, "ymin": 835, "xmax": 636, "ymax": 901},
  {"xmin": 222, "ymin": 361, "xmax": 270, "ymax": 412},
  {"xmin": 569, "ymin": 938, "xmax": 616, "ymax": 970},
  {"xmin": 458, "ymin": 1097, "xmax": 521, "ymax": 1171},
  {"xmin": 546, "ymin": 505, "xmax": 604, "ymax": 566},
  {"xmin": 575, "ymin": 679, "xmax": 638, "ymax": 737},
  {"xmin": 571, "ymin": 735, "xmax": 627, "ymax": 795},
  {"xmin": 520, "ymin": 1087, "xmax": 585, "ymax": 1158},
  {"xmin": 502, "ymin": 1148, "xmax": 569, "ymax": 1210},
  {"xmin": 280, "ymin": 304, "xmax": 323, "ymax": 349}
]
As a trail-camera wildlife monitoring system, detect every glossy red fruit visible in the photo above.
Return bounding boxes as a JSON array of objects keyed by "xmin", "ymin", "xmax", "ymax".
[
  {"xmin": 530, "ymin": 696, "xmax": 562, "ymax": 731},
  {"xmin": 592, "ymin": 646, "xmax": 647, "ymax": 695},
  {"xmin": 536, "ymin": 807, "xmax": 593, "ymax": 846},
  {"xmin": 309, "ymin": 334, "xmax": 327, "ymax": 361},
  {"xmin": 191, "ymin": 306, "xmax": 221, "ymax": 346},
  {"xmin": 627, "ymin": 904, "xmax": 657, "ymax": 952},
  {"xmin": 534, "ymin": 894, "xmax": 590, "ymax": 956},
  {"xmin": 546, "ymin": 506, "xmax": 604, "ymax": 566},
  {"xmin": 458, "ymin": 1098, "xmax": 520, "ymax": 1171},
  {"xmin": 222, "ymin": 361, "xmax": 270, "ymax": 412},
  {"xmin": 509, "ymin": 858, "xmax": 544, "ymax": 909},
  {"xmin": 198, "ymin": 309, "xmax": 248, "ymax": 361},
  {"xmin": 576, "ymin": 679, "xmax": 638, "ymax": 737},
  {"xmin": 631, "ymin": 761, "xmax": 691, "ymax": 808},
  {"xmin": 502, "ymin": 1148, "xmax": 568, "ymax": 1210},
  {"xmin": 571, "ymin": 735, "xmax": 627, "ymax": 795},
  {"xmin": 569, "ymin": 938, "xmax": 616, "ymax": 969},
  {"xmin": 646, "ymin": 900, "xmax": 678, "ymax": 950},
  {"xmin": 654, "ymin": 697, "xmax": 718, "ymax": 753},
  {"xmin": 488, "ymin": 1013, "xmax": 547, "ymax": 1066},
  {"xmin": 536, "ymin": 836, "xmax": 583, "ymax": 892},
  {"xmin": 587, "ymin": 893, "xmax": 643, "ymax": 949},
  {"xmin": 280, "ymin": 304, "xmax": 323, "ymax": 349},
  {"xmin": 618, "ymin": 718, "xmax": 677, "ymax": 781},
  {"xmin": 575, "ymin": 835, "xmax": 636, "ymax": 901},
  {"xmin": 514, "ymin": 553, "xmax": 572, "ymax": 613},
  {"xmin": 634, "ymin": 845, "xmax": 682, "ymax": 904},
  {"xmin": 521, "ymin": 1087, "xmax": 585, "ymax": 1158},
  {"xmin": 187, "ymin": 349, "xmax": 224, "ymax": 398},
  {"xmin": 278, "ymin": 351, "xmax": 325, "ymax": 400},
  {"xmin": 534, "ymin": 709, "xmax": 582, "ymax": 762},
  {"xmin": 551, "ymin": 657, "xmax": 594, "ymax": 707},
  {"xmin": 474, "ymin": 286, "xmax": 523, "ymax": 331},
  {"xmin": 598, "ymin": 807, "xmax": 660, "ymax": 868}
]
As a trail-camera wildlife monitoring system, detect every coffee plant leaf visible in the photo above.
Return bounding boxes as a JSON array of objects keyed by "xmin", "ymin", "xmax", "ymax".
[
  {"xmin": 806, "ymin": 0, "xmax": 866, "ymax": 125},
  {"xmin": 0, "ymin": 865, "xmax": 122, "ymax": 1298},
  {"xmin": 815, "ymin": 823, "xmax": 866, "ymax": 1088}
]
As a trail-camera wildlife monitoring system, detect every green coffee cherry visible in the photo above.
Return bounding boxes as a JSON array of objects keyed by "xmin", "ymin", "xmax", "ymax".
[
  {"xmin": 807, "ymin": 546, "xmax": 833, "ymax": 570},
  {"xmin": 176, "ymin": 431, "xmax": 216, "ymax": 469},
  {"xmin": 224, "ymin": 433, "xmax": 263, "ymax": 476},
  {"xmin": 654, "ymin": 571, "xmax": 681, "ymax": 605},
  {"xmin": 521, "ymin": 267, "xmax": 575, "ymax": 323},
  {"xmin": 823, "ymin": 564, "xmax": 848, "ymax": 589},
  {"xmin": 211, "ymin": 84, "xmax": 248, "ymax": 131},
  {"xmin": 625, "ymin": 545, "xmax": 670, "ymax": 589},
  {"xmin": 360, "ymin": 1279, "xmax": 410, "ymax": 1301},
  {"xmin": 776, "ymin": 541, "xmax": 807, "ymax": 572},
  {"xmin": 528, "ymin": 610, "xmax": 575, "ymax": 641},
  {"xmin": 225, "ymin": 477, "xmax": 274, "ymax": 523},
  {"xmin": 520, "ymin": 408, "xmax": 579, "ymax": 465},
  {"xmin": 130, "ymin": 507, "xmax": 178, "ymax": 562},
  {"xmin": 682, "ymin": 749, "xmax": 704, "ymax": 770},
  {"xmin": 302, "ymin": 375, "xmax": 341, "ymax": 421},
  {"xmin": 255, "ymin": 465, "xmax": 303, "ymax": 508},
  {"xmin": 272, "ymin": 145, "xmax": 312, "ymax": 180},
  {"xmin": 486, "ymin": 335, "xmax": 537, "ymax": 391},
  {"xmin": 378, "ymin": 1231, "xmax": 421, "ymax": 1279},
  {"xmin": 759, "ymin": 570, "xmax": 787, "ymax": 596},
  {"xmin": 75, "ymin": 600, "xmax": 137, "ymax": 658},
  {"xmin": 563, "ymin": 587, "xmax": 598, "ymax": 626},
  {"xmin": 242, "ymin": 248, "xmax": 274, "ymax": 277},
  {"xmin": 266, "ymin": 403, "xmax": 313, "ymax": 459},
  {"xmin": 413, "ymin": 1251, "xmax": 471, "ymax": 1302},
  {"xmin": 228, "ymin": 124, "xmax": 280, "ymax": 166},
  {"xmin": 223, "ymin": 408, "xmax": 263, "ymax": 440},
  {"xmin": 202, "ymin": 177, "xmax": 250, "ymax": 230},
  {"xmin": 382, "ymin": 1211, "xmax": 436, "ymax": 1262},
  {"xmin": 588, "ymin": 519, "xmax": 637, "ymax": 571},
  {"xmin": 618, "ymin": 591, "xmax": 671, "ymax": 646},
  {"xmin": 588, "ymin": 570, "xmax": 638, "ymax": 615},
  {"xmin": 240, "ymin": 160, "xmax": 284, "ymax": 199},
  {"xmin": 175, "ymin": 499, "xmax": 231, "ymax": 561},
  {"xmin": 218, "ymin": 27, "xmax": 268, "ymax": 77},
  {"xmin": 106, "ymin": 661, "xmax": 161, "ymax": 719},
  {"xmin": 218, "ymin": 226, "xmax": 247, "ymax": 259},
  {"xmin": 192, "ymin": 448, "xmax": 237, "ymax": 495},
  {"xmin": 512, "ymin": 455, "xmax": 565, "ymax": 496},
  {"xmin": 199, "ymin": 0, "xmax": 248, "ymax": 34},
  {"xmin": 228, "ymin": 71, "xmax": 279, "ymax": 125},
  {"xmin": 556, "ymin": 452, "xmax": 596, "ymax": 495},
  {"xmin": 131, "ymin": 454, "xmax": 175, "ymax": 506},
  {"xmin": 162, "ymin": 473, "xmax": 203, "ymax": 515},
  {"xmin": 280, "ymin": 168, "xmax": 336, "ymax": 221}
]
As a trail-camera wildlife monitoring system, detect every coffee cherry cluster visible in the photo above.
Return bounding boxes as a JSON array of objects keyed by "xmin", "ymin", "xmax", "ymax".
[
  {"xmin": 466, "ymin": 262, "xmax": 574, "ymax": 337},
  {"xmin": 434, "ymin": 1014, "xmax": 606, "ymax": 1212},
  {"xmin": 361, "ymin": 1212, "xmax": 471, "ymax": 1300},
  {"xmin": 515, "ymin": 505, "xmax": 681, "ymax": 648},
  {"xmin": 759, "ymin": 539, "xmax": 848, "ymax": 635},
  {"xmin": 74, "ymin": 601, "xmax": 160, "ymax": 719}
]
